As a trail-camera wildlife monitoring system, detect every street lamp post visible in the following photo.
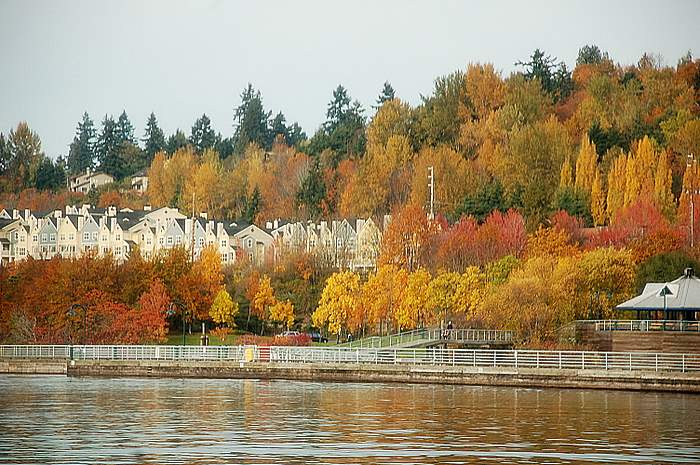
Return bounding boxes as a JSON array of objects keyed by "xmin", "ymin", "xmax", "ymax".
[
  {"xmin": 67, "ymin": 304, "xmax": 87, "ymax": 344},
  {"xmin": 167, "ymin": 301, "xmax": 189, "ymax": 346}
]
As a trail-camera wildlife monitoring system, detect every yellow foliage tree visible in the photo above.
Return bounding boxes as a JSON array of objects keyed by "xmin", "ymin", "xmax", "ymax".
[
  {"xmin": 578, "ymin": 247, "xmax": 635, "ymax": 318},
  {"xmin": 252, "ymin": 275, "xmax": 277, "ymax": 334},
  {"xmin": 574, "ymin": 135, "xmax": 597, "ymax": 194},
  {"xmin": 269, "ymin": 299, "xmax": 294, "ymax": 330},
  {"xmin": 455, "ymin": 267, "xmax": 485, "ymax": 318},
  {"xmin": 590, "ymin": 170, "xmax": 606, "ymax": 226},
  {"xmin": 606, "ymin": 154, "xmax": 627, "ymax": 222},
  {"xmin": 427, "ymin": 271, "xmax": 462, "ymax": 324},
  {"xmin": 463, "ymin": 63, "xmax": 506, "ymax": 120},
  {"xmin": 209, "ymin": 288, "xmax": 239, "ymax": 327},
  {"xmin": 653, "ymin": 150, "xmax": 675, "ymax": 218},
  {"xmin": 361, "ymin": 264, "xmax": 407, "ymax": 334},
  {"xmin": 312, "ymin": 271, "xmax": 361, "ymax": 338},
  {"xmin": 559, "ymin": 155, "xmax": 573, "ymax": 189},
  {"xmin": 525, "ymin": 227, "xmax": 580, "ymax": 258},
  {"xmin": 394, "ymin": 268, "xmax": 432, "ymax": 330}
]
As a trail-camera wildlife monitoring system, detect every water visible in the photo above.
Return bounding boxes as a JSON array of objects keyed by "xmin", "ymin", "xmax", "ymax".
[{"xmin": 0, "ymin": 376, "xmax": 699, "ymax": 464}]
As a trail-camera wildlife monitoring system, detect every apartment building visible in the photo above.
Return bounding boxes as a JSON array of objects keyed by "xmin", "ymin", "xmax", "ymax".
[{"xmin": 0, "ymin": 205, "xmax": 274, "ymax": 267}]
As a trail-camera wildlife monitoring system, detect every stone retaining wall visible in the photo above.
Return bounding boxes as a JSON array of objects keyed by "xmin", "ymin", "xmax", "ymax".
[
  {"xmin": 0, "ymin": 359, "xmax": 66, "ymax": 375},
  {"xmin": 63, "ymin": 360, "xmax": 700, "ymax": 393}
]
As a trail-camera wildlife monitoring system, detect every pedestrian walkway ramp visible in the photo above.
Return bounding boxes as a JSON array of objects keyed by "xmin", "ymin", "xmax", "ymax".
[{"xmin": 339, "ymin": 328, "xmax": 514, "ymax": 349}]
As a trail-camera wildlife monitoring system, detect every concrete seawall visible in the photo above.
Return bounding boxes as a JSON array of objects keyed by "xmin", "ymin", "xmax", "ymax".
[
  {"xmin": 52, "ymin": 360, "xmax": 700, "ymax": 393},
  {"xmin": 0, "ymin": 359, "xmax": 66, "ymax": 375}
]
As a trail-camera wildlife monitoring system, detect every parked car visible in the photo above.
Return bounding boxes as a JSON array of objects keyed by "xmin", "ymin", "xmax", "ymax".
[
  {"xmin": 276, "ymin": 331, "xmax": 301, "ymax": 338},
  {"xmin": 307, "ymin": 331, "xmax": 328, "ymax": 343}
]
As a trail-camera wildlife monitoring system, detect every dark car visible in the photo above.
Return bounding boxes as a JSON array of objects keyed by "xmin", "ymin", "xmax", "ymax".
[{"xmin": 307, "ymin": 331, "xmax": 328, "ymax": 343}]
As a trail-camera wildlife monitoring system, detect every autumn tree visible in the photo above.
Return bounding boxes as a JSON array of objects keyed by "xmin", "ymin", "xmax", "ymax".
[
  {"xmin": 394, "ymin": 268, "xmax": 433, "ymax": 330},
  {"xmin": 361, "ymin": 264, "xmax": 407, "ymax": 335},
  {"xmin": 312, "ymin": 271, "xmax": 361, "ymax": 339},
  {"xmin": 251, "ymin": 274, "xmax": 277, "ymax": 334},
  {"xmin": 209, "ymin": 288, "xmax": 239, "ymax": 327},
  {"xmin": 269, "ymin": 299, "xmax": 295, "ymax": 330}
]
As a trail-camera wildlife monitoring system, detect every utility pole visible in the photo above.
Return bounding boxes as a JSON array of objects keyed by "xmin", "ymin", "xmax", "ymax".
[
  {"xmin": 190, "ymin": 191, "xmax": 196, "ymax": 264},
  {"xmin": 428, "ymin": 166, "xmax": 435, "ymax": 220}
]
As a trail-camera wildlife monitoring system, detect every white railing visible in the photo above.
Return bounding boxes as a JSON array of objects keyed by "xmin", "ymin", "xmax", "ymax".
[
  {"xmin": 1, "ymin": 345, "xmax": 699, "ymax": 373},
  {"xmin": 343, "ymin": 328, "xmax": 514, "ymax": 348},
  {"xmin": 592, "ymin": 320, "xmax": 700, "ymax": 332}
]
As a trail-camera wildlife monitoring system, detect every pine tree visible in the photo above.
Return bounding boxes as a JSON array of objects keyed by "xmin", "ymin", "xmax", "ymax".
[
  {"xmin": 96, "ymin": 115, "xmax": 120, "ymax": 176},
  {"xmin": 116, "ymin": 110, "xmax": 135, "ymax": 145},
  {"xmin": 296, "ymin": 159, "xmax": 327, "ymax": 219},
  {"xmin": 166, "ymin": 130, "xmax": 189, "ymax": 154},
  {"xmin": 244, "ymin": 186, "xmax": 262, "ymax": 223},
  {"xmin": 233, "ymin": 84, "xmax": 271, "ymax": 155},
  {"xmin": 190, "ymin": 114, "xmax": 217, "ymax": 153},
  {"xmin": 142, "ymin": 112, "xmax": 165, "ymax": 162},
  {"xmin": 591, "ymin": 170, "xmax": 606, "ymax": 226},
  {"xmin": 67, "ymin": 112, "xmax": 96, "ymax": 175},
  {"xmin": 375, "ymin": 81, "xmax": 396, "ymax": 107}
]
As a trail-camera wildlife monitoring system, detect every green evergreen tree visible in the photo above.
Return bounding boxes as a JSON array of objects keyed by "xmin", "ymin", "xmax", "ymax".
[
  {"xmin": 35, "ymin": 156, "xmax": 66, "ymax": 191},
  {"xmin": 576, "ymin": 45, "xmax": 609, "ymax": 66},
  {"xmin": 116, "ymin": 110, "xmax": 135, "ymax": 145},
  {"xmin": 270, "ymin": 112, "xmax": 288, "ymax": 143},
  {"xmin": 233, "ymin": 84, "xmax": 271, "ymax": 155},
  {"xmin": 97, "ymin": 115, "xmax": 121, "ymax": 177},
  {"xmin": 166, "ymin": 130, "xmax": 189, "ymax": 154},
  {"xmin": 67, "ymin": 112, "xmax": 96, "ymax": 175},
  {"xmin": 190, "ymin": 113, "xmax": 217, "ymax": 153},
  {"xmin": 142, "ymin": 112, "xmax": 165, "ymax": 162},
  {"xmin": 309, "ymin": 85, "xmax": 366, "ymax": 163},
  {"xmin": 516, "ymin": 49, "xmax": 572, "ymax": 102},
  {"xmin": 0, "ymin": 133, "xmax": 9, "ymax": 177},
  {"xmin": 458, "ymin": 180, "xmax": 508, "ymax": 222},
  {"xmin": 375, "ymin": 81, "xmax": 396, "ymax": 107},
  {"xmin": 244, "ymin": 186, "xmax": 262, "ymax": 223},
  {"xmin": 296, "ymin": 159, "xmax": 326, "ymax": 219}
]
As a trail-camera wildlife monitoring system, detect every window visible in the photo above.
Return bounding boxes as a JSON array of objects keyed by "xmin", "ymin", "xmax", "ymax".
[
  {"xmin": 159, "ymin": 237, "xmax": 165, "ymax": 245},
  {"xmin": 33, "ymin": 235, "xmax": 38, "ymax": 242},
  {"xmin": 198, "ymin": 238, "xmax": 204, "ymax": 247},
  {"xmin": 146, "ymin": 238, "xmax": 152, "ymax": 246},
  {"xmin": 247, "ymin": 238, "xmax": 253, "ymax": 248},
  {"xmin": 19, "ymin": 248, "xmax": 26, "ymax": 256},
  {"xmin": 102, "ymin": 247, "xmax": 108, "ymax": 254},
  {"xmin": 92, "ymin": 232, "xmax": 98, "ymax": 241},
  {"xmin": 221, "ymin": 240, "xmax": 227, "ymax": 247},
  {"xmin": 69, "ymin": 233, "xmax": 74, "ymax": 241},
  {"xmin": 83, "ymin": 232, "xmax": 90, "ymax": 241},
  {"xmin": 102, "ymin": 235, "xmax": 107, "ymax": 242},
  {"xmin": 49, "ymin": 234, "xmax": 56, "ymax": 242},
  {"xmin": 13, "ymin": 232, "xmax": 18, "ymax": 240},
  {"xmin": 175, "ymin": 236, "xmax": 182, "ymax": 244},
  {"xmin": 60, "ymin": 234, "xmax": 65, "ymax": 241},
  {"xmin": 116, "ymin": 234, "xmax": 121, "ymax": 241},
  {"xmin": 167, "ymin": 236, "xmax": 173, "ymax": 245}
]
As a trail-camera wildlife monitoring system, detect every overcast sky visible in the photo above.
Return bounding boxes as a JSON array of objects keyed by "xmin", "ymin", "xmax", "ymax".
[{"xmin": 1, "ymin": 0, "xmax": 699, "ymax": 158}]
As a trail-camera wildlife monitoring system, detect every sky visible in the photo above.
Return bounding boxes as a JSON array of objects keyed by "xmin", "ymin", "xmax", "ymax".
[{"xmin": 1, "ymin": 0, "xmax": 699, "ymax": 158}]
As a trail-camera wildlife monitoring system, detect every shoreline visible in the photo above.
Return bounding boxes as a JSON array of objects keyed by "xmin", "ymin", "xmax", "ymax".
[{"xmin": 3, "ymin": 359, "xmax": 700, "ymax": 393}]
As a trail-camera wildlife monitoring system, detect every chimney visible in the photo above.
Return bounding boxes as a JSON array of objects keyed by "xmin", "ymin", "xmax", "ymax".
[
  {"xmin": 78, "ymin": 216, "xmax": 84, "ymax": 230},
  {"xmin": 685, "ymin": 268, "xmax": 694, "ymax": 278},
  {"xmin": 266, "ymin": 221, "xmax": 272, "ymax": 229},
  {"xmin": 99, "ymin": 216, "xmax": 105, "ymax": 228},
  {"xmin": 273, "ymin": 219, "xmax": 279, "ymax": 229},
  {"xmin": 143, "ymin": 204, "xmax": 152, "ymax": 212},
  {"xmin": 356, "ymin": 219, "xmax": 365, "ymax": 233},
  {"xmin": 217, "ymin": 222, "xmax": 223, "ymax": 236},
  {"xmin": 12, "ymin": 209, "xmax": 19, "ymax": 219},
  {"xmin": 200, "ymin": 212, "xmax": 208, "ymax": 220},
  {"xmin": 107, "ymin": 206, "xmax": 116, "ymax": 217},
  {"xmin": 54, "ymin": 209, "xmax": 62, "ymax": 218},
  {"xmin": 24, "ymin": 209, "xmax": 30, "ymax": 220},
  {"xmin": 110, "ymin": 218, "xmax": 116, "ymax": 231}
]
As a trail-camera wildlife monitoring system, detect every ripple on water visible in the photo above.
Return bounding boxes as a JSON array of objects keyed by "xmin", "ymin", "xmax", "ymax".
[{"xmin": 0, "ymin": 376, "xmax": 699, "ymax": 464}]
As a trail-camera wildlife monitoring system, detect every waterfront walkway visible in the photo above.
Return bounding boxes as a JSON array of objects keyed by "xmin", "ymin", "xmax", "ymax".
[{"xmin": 339, "ymin": 328, "xmax": 514, "ymax": 349}]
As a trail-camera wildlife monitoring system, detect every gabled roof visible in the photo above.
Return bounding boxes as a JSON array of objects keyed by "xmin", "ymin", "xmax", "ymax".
[
  {"xmin": 0, "ymin": 218, "xmax": 18, "ymax": 229},
  {"xmin": 617, "ymin": 269, "xmax": 700, "ymax": 312}
]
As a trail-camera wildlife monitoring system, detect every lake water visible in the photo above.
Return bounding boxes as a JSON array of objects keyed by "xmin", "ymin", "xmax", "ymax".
[{"xmin": 0, "ymin": 375, "xmax": 699, "ymax": 464}]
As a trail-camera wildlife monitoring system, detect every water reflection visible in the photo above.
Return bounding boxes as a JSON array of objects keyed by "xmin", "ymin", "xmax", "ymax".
[{"xmin": 0, "ymin": 376, "xmax": 698, "ymax": 464}]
